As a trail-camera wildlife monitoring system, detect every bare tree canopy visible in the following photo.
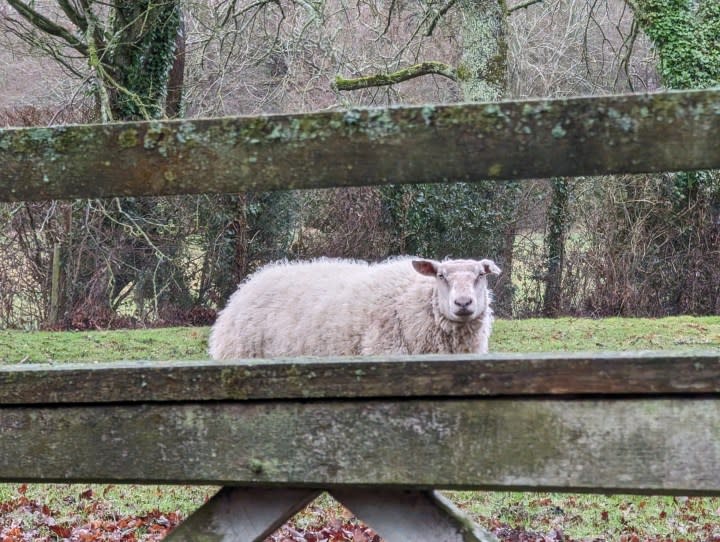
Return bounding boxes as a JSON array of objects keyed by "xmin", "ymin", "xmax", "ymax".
[{"xmin": 1, "ymin": 0, "xmax": 719, "ymax": 328}]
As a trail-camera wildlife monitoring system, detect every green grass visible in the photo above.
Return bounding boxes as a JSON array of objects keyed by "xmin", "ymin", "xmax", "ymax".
[
  {"xmin": 2, "ymin": 315, "xmax": 719, "ymax": 363},
  {"xmin": 494, "ymin": 315, "xmax": 720, "ymax": 352},
  {"xmin": 0, "ymin": 483, "xmax": 212, "ymax": 520},
  {"xmin": 450, "ymin": 491, "xmax": 720, "ymax": 541},
  {"xmin": 0, "ymin": 326, "xmax": 209, "ymax": 363},
  {"xmin": 0, "ymin": 483, "xmax": 213, "ymax": 540},
  {"xmin": 2, "ymin": 316, "xmax": 720, "ymax": 540}
]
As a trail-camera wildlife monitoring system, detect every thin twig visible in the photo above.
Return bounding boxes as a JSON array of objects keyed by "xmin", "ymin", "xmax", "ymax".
[{"xmin": 508, "ymin": 0, "xmax": 543, "ymax": 14}]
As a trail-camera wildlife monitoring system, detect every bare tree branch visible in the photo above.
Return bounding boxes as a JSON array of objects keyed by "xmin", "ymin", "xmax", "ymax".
[
  {"xmin": 57, "ymin": 0, "xmax": 88, "ymax": 31},
  {"xmin": 75, "ymin": 0, "xmax": 107, "ymax": 56},
  {"xmin": 381, "ymin": 0, "xmax": 397, "ymax": 37},
  {"xmin": 617, "ymin": 17, "xmax": 640, "ymax": 91},
  {"xmin": 221, "ymin": 0, "xmax": 240, "ymax": 28},
  {"xmin": 508, "ymin": 0, "xmax": 543, "ymax": 14},
  {"xmin": 425, "ymin": 0, "xmax": 458, "ymax": 37},
  {"xmin": 6, "ymin": 0, "xmax": 88, "ymax": 55},
  {"xmin": 2, "ymin": 16, "xmax": 87, "ymax": 78},
  {"xmin": 333, "ymin": 61, "xmax": 457, "ymax": 91}
]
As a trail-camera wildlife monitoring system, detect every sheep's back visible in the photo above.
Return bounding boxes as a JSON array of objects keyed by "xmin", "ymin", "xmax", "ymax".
[{"xmin": 209, "ymin": 259, "xmax": 379, "ymax": 358}]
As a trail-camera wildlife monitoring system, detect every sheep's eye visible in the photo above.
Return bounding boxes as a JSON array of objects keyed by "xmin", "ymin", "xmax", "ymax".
[{"xmin": 437, "ymin": 272, "xmax": 447, "ymax": 281}]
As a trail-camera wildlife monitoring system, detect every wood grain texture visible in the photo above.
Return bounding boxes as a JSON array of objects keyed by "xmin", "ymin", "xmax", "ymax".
[
  {"xmin": 1, "ymin": 351, "xmax": 719, "ymax": 404},
  {"xmin": 1, "ymin": 89, "xmax": 719, "ymax": 202},
  {"xmin": 165, "ymin": 487, "xmax": 321, "ymax": 542},
  {"xmin": 1, "ymin": 398, "xmax": 719, "ymax": 494}
]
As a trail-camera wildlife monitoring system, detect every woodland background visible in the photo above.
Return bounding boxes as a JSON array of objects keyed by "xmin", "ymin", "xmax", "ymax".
[{"xmin": 0, "ymin": 0, "xmax": 718, "ymax": 331}]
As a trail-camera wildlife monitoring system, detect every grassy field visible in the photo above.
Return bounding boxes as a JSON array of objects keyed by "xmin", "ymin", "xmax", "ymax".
[
  {"xmin": 1, "ymin": 316, "xmax": 720, "ymax": 541},
  {"xmin": 2, "ymin": 315, "xmax": 720, "ymax": 363}
]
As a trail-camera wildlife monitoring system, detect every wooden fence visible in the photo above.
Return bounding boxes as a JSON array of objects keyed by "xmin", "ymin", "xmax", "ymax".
[{"xmin": 1, "ymin": 88, "xmax": 720, "ymax": 541}]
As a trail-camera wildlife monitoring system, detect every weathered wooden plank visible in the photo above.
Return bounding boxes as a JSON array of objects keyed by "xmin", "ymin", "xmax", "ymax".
[
  {"xmin": 330, "ymin": 489, "xmax": 498, "ymax": 542},
  {"xmin": 164, "ymin": 487, "xmax": 321, "ymax": 542},
  {"xmin": 1, "ymin": 89, "xmax": 719, "ymax": 202},
  {"xmin": 1, "ymin": 398, "xmax": 719, "ymax": 494},
  {"xmin": 1, "ymin": 351, "xmax": 718, "ymax": 404}
]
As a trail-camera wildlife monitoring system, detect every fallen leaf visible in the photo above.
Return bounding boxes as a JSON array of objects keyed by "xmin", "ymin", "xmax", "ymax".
[
  {"xmin": 49, "ymin": 524, "xmax": 72, "ymax": 538},
  {"xmin": 80, "ymin": 488, "xmax": 94, "ymax": 500}
]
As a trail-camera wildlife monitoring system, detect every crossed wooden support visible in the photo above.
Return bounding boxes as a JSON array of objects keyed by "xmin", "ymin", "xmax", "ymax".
[{"xmin": 167, "ymin": 487, "xmax": 497, "ymax": 542}]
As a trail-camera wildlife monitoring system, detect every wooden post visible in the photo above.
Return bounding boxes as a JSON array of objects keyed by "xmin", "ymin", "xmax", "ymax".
[{"xmin": 48, "ymin": 242, "xmax": 61, "ymax": 326}]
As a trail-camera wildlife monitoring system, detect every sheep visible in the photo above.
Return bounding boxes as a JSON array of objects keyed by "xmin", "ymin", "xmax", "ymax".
[{"xmin": 208, "ymin": 256, "xmax": 501, "ymax": 359}]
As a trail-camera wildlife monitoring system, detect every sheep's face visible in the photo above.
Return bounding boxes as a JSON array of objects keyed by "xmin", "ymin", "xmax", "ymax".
[{"xmin": 412, "ymin": 258, "xmax": 501, "ymax": 323}]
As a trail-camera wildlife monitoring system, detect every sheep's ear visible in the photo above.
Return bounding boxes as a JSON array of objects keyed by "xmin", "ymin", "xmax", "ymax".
[
  {"xmin": 480, "ymin": 259, "xmax": 501, "ymax": 275},
  {"xmin": 412, "ymin": 259, "xmax": 439, "ymax": 277}
]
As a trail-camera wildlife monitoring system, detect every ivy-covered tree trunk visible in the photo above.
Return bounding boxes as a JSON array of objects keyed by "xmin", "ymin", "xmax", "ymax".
[
  {"xmin": 629, "ymin": 1, "xmax": 720, "ymax": 218},
  {"xmin": 460, "ymin": 0, "xmax": 519, "ymax": 317},
  {"xmin": 6, "ymin": 0, "xmax": 186, "ymax": 121},
  {"xmin": 627, "ymin": 0, "xmax": 719, "ymax": 90},
  {"xmin": 96, "ymin": 1, "xmax": 189, "ymax": 323},
  {"xmin": 109, "ymin": 1, "xmax": 183, "ymax": 120},
  {"xmin": 543, "ymin": 178, "xmax": 570, "ymax": 317}
]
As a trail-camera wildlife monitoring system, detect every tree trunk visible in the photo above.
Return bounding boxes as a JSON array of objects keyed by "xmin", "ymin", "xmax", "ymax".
[
  {"xmin": 459, "ymin": 0, "xmax": 517, "ymax": 317},
  {"xmin": 109, "ymin": 1, "xmax": 183, "ymax": 120},
  {"xmin": 165, "ymin": 13, "xmax": 186, "ymax": 118},
  {"xmin": 543, "ymin": 178, "xmax": 570, "ymax": 317},
  {"xmin": 626, "ymin": 0, "xmax": 719, "ymax": 90},
  {"xmin": 458, "ymin": 0, "xmax": 508, "ymax": 102}
]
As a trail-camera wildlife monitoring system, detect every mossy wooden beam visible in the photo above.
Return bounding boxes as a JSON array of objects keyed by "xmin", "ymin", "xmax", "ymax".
[
  {"xmin": 1, "ymin": 351, "xmax": 719, "ymax": 404},
  {"xmin": 333, "ymin": 62, "xmax": 458, "ymax": 91},
  {"xmin": 1, "ymin": 398, "xmax": 719, "ymax": 494},
  {"xmin": 0, "ymin": 89, "xmax": 719, "ymax": 202}
]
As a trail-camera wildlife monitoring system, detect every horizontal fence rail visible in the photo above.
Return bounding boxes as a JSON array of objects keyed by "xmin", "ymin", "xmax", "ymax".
[
  {"xmin": 1, "ymin": 350, "xmax": 719, "ymax": 404},
  {"xmin": 2, "ymin": 397, "xmax": 719, "ymax": 494},
  {"xmin": 1, "ymin": 353, "xmax": 719, "ymax": 494},
  {"xmin": 1, "ymin": 89, "xmax": 719, "ymax": 202}
]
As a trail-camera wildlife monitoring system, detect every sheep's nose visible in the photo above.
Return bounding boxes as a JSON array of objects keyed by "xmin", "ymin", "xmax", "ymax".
[{"xmin": 454, "ymin": 296, "xmax": 473, "ymax": 308}]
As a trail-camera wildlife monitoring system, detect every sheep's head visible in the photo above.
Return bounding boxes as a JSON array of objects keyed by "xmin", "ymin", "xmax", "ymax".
[{"xmin": 412, "ymin": 258, "xmax": 501, "ymax": 323}]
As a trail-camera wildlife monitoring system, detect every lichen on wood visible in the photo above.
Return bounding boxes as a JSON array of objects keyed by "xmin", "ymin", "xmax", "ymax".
[
  {"xmin": 1, "ymin": 398, "xmax": 719, "ymax": 494},
  {"xmin": 2, "ymin": 351, "xmax": 720, "ymax": 404},
  {"xmin": 0, "ymin": 89, "xmax": 719, "ymax": 202}
]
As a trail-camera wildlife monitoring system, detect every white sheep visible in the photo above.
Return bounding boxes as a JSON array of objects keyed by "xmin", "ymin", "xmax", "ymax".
[{"xmin": 208, "ymin": 256, "xmax": 501, "ymax": 359}]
